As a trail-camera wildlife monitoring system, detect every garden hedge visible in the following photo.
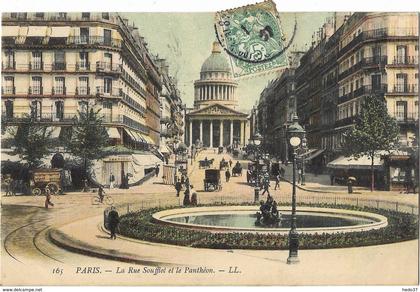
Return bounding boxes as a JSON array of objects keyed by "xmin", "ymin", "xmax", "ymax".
[{"xmin": 118, "ymin": 203, "xmax": 418, "ymax": 250}]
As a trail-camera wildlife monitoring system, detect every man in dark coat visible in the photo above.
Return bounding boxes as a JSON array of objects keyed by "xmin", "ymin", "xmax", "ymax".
[
  {"xmin": 108, "ymin": 206, "xmax": 120, "ymax": 240},
  {"xmin": 175, "ymin": 179, "xmax": 182, "ymax": 197},
  {"xmin": 155, "ymin": 164, "xmax": 160, "ymax": 177},
  {"xmin": 225, "ymin": 168, "xmax": 231, "ymax": 182}
]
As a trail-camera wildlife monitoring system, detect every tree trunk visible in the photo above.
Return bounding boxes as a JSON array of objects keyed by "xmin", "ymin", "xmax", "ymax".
[
  {"xmin": 84, "ymin": 157, "xmax": 87, "ymax": 180},
  {"xmin": 370, "ymin": 154, "xmax": 375, "ymax": 192}
]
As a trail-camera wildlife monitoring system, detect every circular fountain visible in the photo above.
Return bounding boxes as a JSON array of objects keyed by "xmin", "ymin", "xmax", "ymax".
[{"xmin": 152, "ymin": 205, "xmax": 388, "ymax": 234}]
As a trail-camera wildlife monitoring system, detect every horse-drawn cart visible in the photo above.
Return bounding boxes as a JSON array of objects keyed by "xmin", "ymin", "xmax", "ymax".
[
  {"xmin": 203, "ymin": 169, "xmax": 222, "ymax": 191},
  {"xmin": 232, "ymin": 162, "xmax": 243, "ymax": 176},
  {"xmin": 30, "ymin": 168, "xmax": 63, "ymax": 196},
  {"xmin": 199, "ymin": 158, "xmax": 214, "ymax": 169}
]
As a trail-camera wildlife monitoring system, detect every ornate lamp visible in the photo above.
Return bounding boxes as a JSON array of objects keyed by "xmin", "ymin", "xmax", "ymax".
[{"xmin": 286, "ymin": 114, "xmax": 304, "ymax": 264}]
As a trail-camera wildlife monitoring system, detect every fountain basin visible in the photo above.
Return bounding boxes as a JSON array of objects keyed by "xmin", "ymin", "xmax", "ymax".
[{"xmin": 152, "ymin": 206, "xmax": 388, "ymax": 234}]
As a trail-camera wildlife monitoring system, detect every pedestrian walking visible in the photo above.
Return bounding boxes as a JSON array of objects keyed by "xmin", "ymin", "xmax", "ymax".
[
  {"xmin": 11, "ymin": 179, "xmax": 17, "ymax": 196},
  {"xmin": 180, "ymin": 175, "xmax": 185, "ymax": 188},
  {"xmin": 191, "ymin": 191, "xmax": 198, "ymax": 206},
  {"xmin": 183, "ymin": 187, "xmax": 191, "ymax": 206},
  {"xmin": 175, "ymin": 179, "xmax": 182, "ymax": 197},
  {"xmin": 225, "ymin": 168, "xmax": 231, "ymax": 182},
  {"xmin": 44, "ymin": 192, "xmax": 54, "ymax": 208},
  {"xmin": 107, "ymin": 206, "xmax": 120, "ymax": 240},
  {"xmin": 347, "ymin": 178, "xmax": 353, "ymax": 194},
  {"xmin": 261, "ymin": 178, "xmax": 271, "ymax": 196},
  {"xmin": 274, "ymin": 174, "xmax": 280, "ymax": 190},
  {"xmin": 4, "ymin": 176, "xmax": 12, "ymax": 196},
  {"xmin": 297, "ymin": 168, "xmax": 303, "ymax": 184},
  {"xmin": 109, "ymin": 173, "xmax": 115, "ymax": 189},
  {"xmin": 330, "ymin": 174, "xmax": 335, "ymax": 186},
  {"xmin": 98, "ymin": 186, "xmax": 105, "ymax": 203},
  {"xmin": 229, "ymin": 159, "xmax": 233, "ymax": 168},
  {"xmin": 155, "ymin": 164, "xmax": 160, "ymax": 177}
]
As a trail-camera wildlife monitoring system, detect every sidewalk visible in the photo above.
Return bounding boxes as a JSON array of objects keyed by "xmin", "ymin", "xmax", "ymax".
[{"xmin": 48, "ymin": 213, "xmax": 418, "ymax": 285}]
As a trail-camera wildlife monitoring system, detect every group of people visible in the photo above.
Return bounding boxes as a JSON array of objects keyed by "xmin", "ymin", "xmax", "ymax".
[
  {"xmin": 174, "ymin": 173, "xmax": 189, "ymax": 197},
  {"xmin": 2, "ymin": 175, "xmax": 17, "ymax": 196}
]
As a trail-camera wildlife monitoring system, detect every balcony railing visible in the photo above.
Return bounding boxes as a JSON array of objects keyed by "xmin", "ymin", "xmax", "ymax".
[
  {"xmin": 102, "ymin": 113, "xmax": 123, "ymax": 123},
  {"xmin": 52, "ymin": 86, "xmax": 66, "ymax": 95},
  {"xmin": 52, "ymin": 62, "xmax": 66, "ymax": 70},
  {"xmin": 121, "ymin": 69, "xmax": 148, "ymax": 98},
  {"xmin": 96, "ymin": 61, "xmax": 122, "ymax": 73},
  {"xmin": 338, "ymin": 84, "xmax": 387, "ymax": 104},
  {"xmin": 394, "ymin": 112, "xmax": 419, "ymax": 123},
  {"xmin": 2, "ymin": 61, "xmax": 16, "ymax": 70},
  {"xmin": 28, "ymin": 86, "xmax": 43, "ymax": 95},
  {"xmin": 75, "ymin": 61, "xmax": 91, "ymax": 71},
  {"xmin": 123, "ymin": 115, "xmax": 149, "ymax": 134},
  {"xmin": 29, "ymin": 61, "xmax": 43, "ymax": 70},
  {"xmin": 96, "ymin": 86, "xmax": 121, "ymax": 97},
  {"xmin": 391, "ymin": 84, "xmax": 418, "ymax": 94},
  {"xmin": 2, "ymin": 86, "xmax": 15, "ymax": 95},
  {"xmin": 75, "ymin": 86, "xmax": 91, "ymax": 96},
  {"xmin": 121, "ymin": 91, "xmax": 147, "ymax": 115},
  {"xmin": 391, "ymin": 56, "xmax": 418, "ymax": 65},
  {"xmin": 339, "ymin": 56, "xmax": 387, "ymax": 80},
  {"xmin": 339, "ymin": 27, "xmax": 418, "ymax": 57},
  {"xmin": 334, "ymin": 116, "xmax": 358, "ymax": 128},
  {"xmin": 2, "ymin": 112, "xmax": 77, "ymax": 123},
  {"xmin": 66, "ymin": 36, "xmax": 122, "ymax": 48}
]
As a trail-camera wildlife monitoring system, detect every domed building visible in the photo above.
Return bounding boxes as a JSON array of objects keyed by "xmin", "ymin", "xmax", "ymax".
[{"xmin": 186, "ymin": 42, "xmax": 249, "ymax": 148}]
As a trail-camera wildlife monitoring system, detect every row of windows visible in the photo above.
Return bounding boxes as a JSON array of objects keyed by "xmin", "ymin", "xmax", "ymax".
[
  {"xmin": 339, "ymin": 44, "xmax": 418, "ymax": 74},
  {"xmin": 3, "ymin": 75, "xmax": 114, "ymax": 95},
  {"xmin": 3, "ymin": 50, "xmax": 116, "ymax": 70},
  {"xmin": 6, "ymin": 12, "xmax": 111, "ymax": 21},
  {"xmin": 340, "ymin": 72, "xmax": 418, "ymax": 96}
]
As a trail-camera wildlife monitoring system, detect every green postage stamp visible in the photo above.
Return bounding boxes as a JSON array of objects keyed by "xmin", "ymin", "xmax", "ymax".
[{"xmin": 214, "ymin": 0, "xmax": 294, "ymax": 78}]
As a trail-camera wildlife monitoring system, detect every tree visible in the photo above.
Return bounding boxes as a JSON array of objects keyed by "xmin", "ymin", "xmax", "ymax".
[
  {"xmin": 65, "ymin": 108, "xmax": 109, "ymax": 180},
  {"xmin": 343, "ymin": 96, "xmax": 399, "ymax": 191},
  {"xmin": 11, "ymin": 118, "xmax": 52, "ymax": 169}
]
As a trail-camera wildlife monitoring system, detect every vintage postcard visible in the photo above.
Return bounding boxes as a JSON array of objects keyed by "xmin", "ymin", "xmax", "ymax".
[{"xmin": 1, "ymin": 0, "xmax": 419, "ymax": 289}]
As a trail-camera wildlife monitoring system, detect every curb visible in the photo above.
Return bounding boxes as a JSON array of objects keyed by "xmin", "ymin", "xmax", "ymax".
[
  {"xmin": 279, "ymin": 176, "xmax": 335, "ymax": 193},
  {"xmin": 48, "ymin": 226, "xmax": 176, "ymax": 267}
]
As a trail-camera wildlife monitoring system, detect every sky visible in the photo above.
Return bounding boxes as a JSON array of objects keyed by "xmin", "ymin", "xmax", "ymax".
[{"xmin": 122, "ymin": 12, "xmax": 332, "ymax": 113}]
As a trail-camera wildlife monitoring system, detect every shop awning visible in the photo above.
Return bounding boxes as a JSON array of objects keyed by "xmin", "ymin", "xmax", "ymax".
[
  {"xmin": 132, "ymin": 130, "xmax": 146, "ymax": 143},
  {"xmin": 2, "ymin": 26, "xmax": 20, "ymax": 37},
  {"xmin": 107, "ymin": 127, "xmax": 120, "ymax": 139},
  {"xmin": 327, "ymin": 155, "xmax": 384, "ymax": 170},
  {"xmin": 159, "ymin": 143, "xmax": 172, "ymax": 153},
  {"xmin": 123, "ymin": 129, "xmax": 137, "ymax": 142},
  {"xmin": 142, "ymin": 135, "xmax": 155, "ymax": 145},
  {"xmin": 27, "ymin": 26, "xmax": 48, "ymax": 37},
  {"xmin": 132, "ymin": 153, "xmax": 162, "ymax": 168},
  {"xmin": 49, "ymin": 26, "xmax": 71, "ymax": 37},
  {"xmin": 303, "ymin": 149, "xmax": 325, "ymax": 162}
]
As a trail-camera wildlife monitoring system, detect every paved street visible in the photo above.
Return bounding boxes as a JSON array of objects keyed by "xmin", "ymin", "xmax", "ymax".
[{"xmin": 1, "ymin": 149, "xmax": 418, "ymax": 285}]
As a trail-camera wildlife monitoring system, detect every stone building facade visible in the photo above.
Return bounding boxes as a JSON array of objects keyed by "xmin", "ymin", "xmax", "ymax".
[
  {"xmin": 257, "ymin": 12, "xmax": 418, "ymax": 170},
  {"xmin": 1, "ymin": 12, "xmax": 161, "ymax": 149}
]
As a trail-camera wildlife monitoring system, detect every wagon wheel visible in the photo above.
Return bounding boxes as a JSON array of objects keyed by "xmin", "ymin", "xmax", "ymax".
[
  {"xmin": 46, "ymin": 182, "xmax": 60, "ymax": 195},
  {"xmin": 32, "ymin": 188, "xmax": 42, "ymax": 196}
]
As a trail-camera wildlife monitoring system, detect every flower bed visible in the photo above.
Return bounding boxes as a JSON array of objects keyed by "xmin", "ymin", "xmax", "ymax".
[{"xmin": 118, "ymin": 203, "xmax": 418, "ymax": 250}]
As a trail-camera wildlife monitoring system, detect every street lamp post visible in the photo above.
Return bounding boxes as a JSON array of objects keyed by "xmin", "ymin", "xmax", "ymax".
[
  {"xmin": 286, "ymin": 114, "xmax": 305, "ymax": 264},
  {"xmin": 251, "ymin": 132, "xmax": 263, "ymax": 203}
]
